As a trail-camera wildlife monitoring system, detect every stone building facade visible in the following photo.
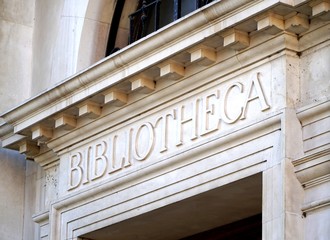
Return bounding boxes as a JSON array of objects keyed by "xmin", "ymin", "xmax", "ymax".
[{"xmin": 0, "ymin": 0, "xmax": 329, "ymax": 239}]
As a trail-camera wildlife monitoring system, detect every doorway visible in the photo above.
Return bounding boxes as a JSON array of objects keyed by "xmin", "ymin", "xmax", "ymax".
[{"xmin": 80, "ymin": 173, "xmax": 262, "ymax": 240}]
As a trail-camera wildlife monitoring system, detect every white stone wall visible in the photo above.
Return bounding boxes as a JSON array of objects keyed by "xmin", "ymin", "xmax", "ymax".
[
  {"xmin": 0, "ymin": 148, "xmax": 25, "ymax": 240},
  {"xmin": 297, "ymin": 21, "xmax": 330, "ymax": 239},
  {"xmin": 32, "ymin": 0, "xmax": 115, "ymax": 95},
  {"xmin": 0, "ymin": 0, "xmax": 35, "ymax": 239},
  {"xmin": 0, "ymin": 0, "xmax": 329, "ymax": 239},
  {"xmin": 0, "ymin": 1, "xmax": 114, "ymax": 239},
  {"xmin": 0, "ymin": 0, "xmax": 34, "ymax": 112},
  {"xmin": 1, "ymin": 0, "xmax": 115, "ymax": 109}
]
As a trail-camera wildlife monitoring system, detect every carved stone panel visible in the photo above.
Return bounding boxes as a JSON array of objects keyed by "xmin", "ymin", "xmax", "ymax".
[
  {"xmin": 57, "ymin": 64, "xmax": 276, "ymax": 196},
  {"xmin": 44, "ymin": 164, "xmax": 59, "ymax": 207}
]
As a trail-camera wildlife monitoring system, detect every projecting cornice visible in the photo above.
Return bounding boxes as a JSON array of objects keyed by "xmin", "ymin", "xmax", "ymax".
[
  {"xmin": 0, "ymin": 0, "xmax": 251, "ymax": 126},
  {"xmin": 0, "ymin": 0, "xmax": 329, "ymax": 159}
]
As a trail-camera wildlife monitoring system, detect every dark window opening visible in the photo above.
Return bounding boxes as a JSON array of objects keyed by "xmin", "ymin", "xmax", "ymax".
[
  {"xmin": 129, "ymin": 0, "xmax": 214, "ymax": 44},
  {"xmin": 106, "ymin": 0, "xmax": 126, "ymax": 56},
  {"xmin": 129, "ymin": 0, "xmax": 161, "ymax": 44},
  {"xmin": 106, "ymin": 0, "xmax": 214, "ymax": 56},
  {"xmin": 180, "ymin": 214, "xmax": 262, "ymax": 240}
]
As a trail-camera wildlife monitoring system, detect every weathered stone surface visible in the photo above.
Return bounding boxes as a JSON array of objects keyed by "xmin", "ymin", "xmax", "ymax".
[{"xmin": 0, "ymin": 0, "xmax": 329, "ymax": 239}]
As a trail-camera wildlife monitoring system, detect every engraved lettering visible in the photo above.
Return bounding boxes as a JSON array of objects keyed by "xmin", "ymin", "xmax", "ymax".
[
  {"xmin": 134, "ymin": 122, "xmax": 155, "ymax": 161},
  {"xmin": 221, "ymin": 83, "xmax": 244, "ymax": 124},
  {"xmin": 67, "ymin": 71, "xmax": 271, "ymax": 191},
  {"xmin": 123, "ymin": 128, "xmax": 133, "ymax": 168},
  {"xmin": 176, "ymin": 99, "xmax": 199, "ymax": 146},
  {"xmin": 109, "ymin": 134, "xmax": 122, "ymax": 174},
  {"xmin": 201, "ymin": 91, "xmax": 221, "ymax": 135},
  {"xmin": 82, "ymin": 146, "xmax": 91, "ymax": 185},
  {"xmin": 155, "ymin": 110, "xmax": 176, "ymax": 153},
  {"xmin": 90, "ymin": 141, "xmax": 108, "ymax": 181},
  {"xmin": 241, "ymin": 73, "xmax": 270, "ymax": 119},
  {"xmin": 68, "ymin": 152, "xmax": 83, "ymax": 190}
]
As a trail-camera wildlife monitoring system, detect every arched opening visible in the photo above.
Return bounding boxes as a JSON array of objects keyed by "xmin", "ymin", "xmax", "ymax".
[
  {"xmin": 77, "ymin": 0, "xmax": 117, "ymax": 71},
  {"xmin": 106, "ymin": 0, "xmax": 126, "ymax": 56},
  {"xmin": 105, "ymin": 0, "xmax": 139, "ymax": 56}
]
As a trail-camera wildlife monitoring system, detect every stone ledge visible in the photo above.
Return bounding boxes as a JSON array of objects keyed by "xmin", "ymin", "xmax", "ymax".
[
  {"xmin": 0, "ymin": 0, "xmax": 324, "ymax": 160},
  {"xmin": 302, "ymin": 195, "xmax": 330, "ymax": 213},
  {"xmin": 293, "ymin": 148, "xmax": 330, "ymax": 186},
  {"xmin": 32, "ymin": 210, "xmax": 49, "ymax": 224}
]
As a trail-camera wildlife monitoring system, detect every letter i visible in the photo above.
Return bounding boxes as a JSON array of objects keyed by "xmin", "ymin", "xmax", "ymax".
[{"xmin": 82, "ymin": 146, "xmax": 91, "ymax": 185}]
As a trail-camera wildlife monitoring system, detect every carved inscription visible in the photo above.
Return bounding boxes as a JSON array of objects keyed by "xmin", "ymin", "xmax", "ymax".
[{"xmin": 68, "ymin": 73, "xmax": 270, "ymax": 190}]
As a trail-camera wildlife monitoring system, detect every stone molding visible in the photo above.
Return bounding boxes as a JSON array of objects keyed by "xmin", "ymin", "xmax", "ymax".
[
  {"xmin": 293, "ymin": 148, "xmax": 330, "ymax": 186},
  {"xmin": 53, "ymin": 113, "xmax": 281, "ymax": 210},
  {"xmin": 32, "ymin": 210, "xmax": 49, "ymax": 224},
  {"xmin": 53, "ymin": 122, "xmax": 278, "ymax": 238},
  {"xmin": 1, "ymin": 0, "xmax": 327, "ymax": 162},
  {"xmin": 294, "ymin": 100, "xmax": 330, "ymax": 188},
  {"xmin": 302, "ymin": 195, "xmax": 330, "ymax": 213},
  {"xmin": 0, "ymin": 0, "xmax": 328, "ymax": 238},
  {"xmin": 0, "ymin": 0, "xmax": 251, "ymax": 126},
  {"xmin": 297, "ymin": 138, "xmax": 329, "ymax": 223}
]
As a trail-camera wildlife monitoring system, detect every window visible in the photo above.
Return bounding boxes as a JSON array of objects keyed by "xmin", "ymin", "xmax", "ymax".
[
  {"xmin": 105, "ymin": 0, "xmax": 126, "ymax": 56},
  {"xmin": 106, "ymin": 0, "xmax": 214, "ymax": 56},
  {"xmin": 129, "ymin": 0, "xmax": 214, "ymax": 43}
]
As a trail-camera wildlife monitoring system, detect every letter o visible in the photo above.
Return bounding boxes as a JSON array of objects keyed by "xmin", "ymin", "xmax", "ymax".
[{"xmin": 134, "ymin": 122, "xmax": 155, "ymax": 161}]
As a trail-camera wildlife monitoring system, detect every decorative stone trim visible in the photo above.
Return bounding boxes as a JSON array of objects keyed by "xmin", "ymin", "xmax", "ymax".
[
  {"xmin": 189, "ymin": 45, "xmax": 216, "ymax": 66},
  {"xmin": 303, "ymin": 174, "xmax": 330, "ymax": 189},
  {"xmin": 1, "ymin": 133, "xmax": 25, "ymax": 148},
  {"xmin": 284, "ymin": 12, "xmax": 310, "ymax": 34},
  {"xmin": 51, "ymin": 113, "xmax": 280, "ymax": 210},
  {"xmin": 32, "ymin": 210, "xmax": 49, "ymax": 224},
  {"xmin": 1, "ymin": 0, "xmax": 325, "ymax": 162},
  {"xmin": 294, "ymin": 100, "xmax": 330, "ymax": 178},
  {"xmin": 255, "ymin": 12, "xmax": 284, "ymax": 35},
  {"xmin": 302, "ymin": 195, "xmax": 330, "ymax": 213},
  {"xmin": 310, "ymin": 0, "xmax": 330, "ymax": 20},
  {"xmin": 130, "ymin": 75, "xmax": 155, "ymax": 93},
  {"xmin": 31, "ymin": 125, "xmax": 53, "ymax": 141},
  {"xmin": 221, "ymin": 29, "xmax": 250, "ymax": 50},
  {"xmin": 297, "ymin": 99, "xmax": 330, "ymax": 126},
  {"xmin": 54, "ymin": 114, "xmax": 77, "ymax": 130},
  {"xmin": 293, "ymin": 148, "xmax": 330, "ymax": 186},
  {"xmin": 158, "ymin": 61, "xmax": 185, "ymax": 81},
  {"xmin": 19, "ymin": 140, "xmax": 39, "ymax": 157},
  {"xmin": 78, "ymin": 101, "xmax": 102, "ymax": 119},
  {"xmin": 102, "ymin": 89, "xmax": 128, "ymax": 106}
]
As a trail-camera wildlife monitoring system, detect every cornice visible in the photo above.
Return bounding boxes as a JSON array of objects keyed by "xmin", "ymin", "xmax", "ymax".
[
  {"xmin": 32, "ymin": 210, "xmax": 49, "ymax": 225},
  {"xmin": 293, "ymin": 148, "xmax": 330, "ymax": 185},
  {"xmin": 297, "ymin": 97, "xmax": 330, "ymax": 125},
  {"xmin": 302, "ymin": 195, "xmax": 330, "ymax": 214},
  {"xmin": 0, "ymin": 0, "xmax": 252, "ymax": 126},
  {"xmin": 293, "ymin": 100, "xmax": 330, "ymax": 185},
  {"xmin": 47, "ymin": 35, "xmax": 294, "ymax": 154},
  {"xmin": 1, "ymin": 0, "xmax": 329, "ymax": 160}
]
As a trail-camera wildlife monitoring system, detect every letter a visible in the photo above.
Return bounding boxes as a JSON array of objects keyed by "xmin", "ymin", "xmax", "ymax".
[{"xmin": 241, "ymin": 72, "xmax": 270, "ymax": 119}]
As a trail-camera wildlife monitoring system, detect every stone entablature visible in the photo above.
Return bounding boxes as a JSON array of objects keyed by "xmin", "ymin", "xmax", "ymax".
[
  {"xmin": 1, "ymin": 0, "xmax": 328, "ymax": 159},
  {"xmin": 64, "ymin": 71, "xmax": 271, "ymax": 192},
  {"xmin": 0, "ymin": 0, "xmax": 329, "ymax": 239}
]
